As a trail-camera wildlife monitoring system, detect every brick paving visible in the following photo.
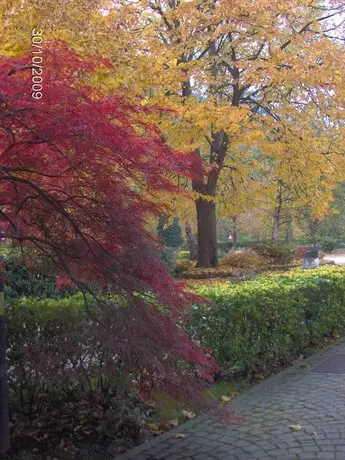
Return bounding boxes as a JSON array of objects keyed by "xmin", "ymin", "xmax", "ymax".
[{"xmin": 116, "ymin": 339, "xmax": 345, "ymax": 459}]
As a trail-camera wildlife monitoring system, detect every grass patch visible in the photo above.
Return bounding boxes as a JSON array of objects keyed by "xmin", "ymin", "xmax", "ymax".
[
  {"xmin": 206, "ymin": 380, "xmax": 249, "ymax": 402},
  {"xmin": 154, "ymin": 379, "xmax": 248, "ymax": 423}
]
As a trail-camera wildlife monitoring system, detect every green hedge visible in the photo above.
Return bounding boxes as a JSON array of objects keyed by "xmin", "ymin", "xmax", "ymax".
[
  {"xmin": 5, "ymin": 294, "xmax": 130, "ymax": 412},
  {"xmin": 4, "ymin": 256, "xmax": 76, "ymax": 299},
  {"xmin": 190, "ymin": 267, "xmax": 345, "ymax": 375},
  {"xmin": 6, "ymin": 294, "xmax": 156, "ymax": 443},
  {"xmin": 7, "ymin": 295, "xmax": 79, "ymax": 407}
]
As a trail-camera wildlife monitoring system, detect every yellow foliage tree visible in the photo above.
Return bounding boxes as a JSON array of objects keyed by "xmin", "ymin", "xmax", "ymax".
[{"xmin": 123, "ymin": 0, "xmax": 345, "ymax": 266}]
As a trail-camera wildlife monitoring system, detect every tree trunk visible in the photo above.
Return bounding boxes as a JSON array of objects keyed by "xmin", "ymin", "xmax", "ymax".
[
  {"xmin": 185, "ymin": 222, "xmax": 198, "ymax": 260},
  {"xmin": 272, "ymin": 208, "xmax": 281, "ymax": 241},
  {"xmin": 191, "ymin": 131, "xmax": 228, "ymax": 268},
  {"xmin": 309, "ymin": 219, "xmax": 319, "ymax": 248},
  {"xmin": 195, "ymin": 199, "xmax": 218, "ymax": 267},
  {"xmin": 285, "ymin": 218, "xmax": 293, "ymax": 242},
  {"xmin": 231, "ymin": 216, "xmax": 238, "ymax": 245},
  {"xmin": 272, "ymin": 181, "xmax": 283, "ymax": 241}
]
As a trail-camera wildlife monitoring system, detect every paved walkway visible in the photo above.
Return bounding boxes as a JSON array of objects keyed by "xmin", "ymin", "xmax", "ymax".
[
  {"xmin": 117, "ymin": 339, "xmax": 345, "ymax": 459},
  {"xmin": 324, "ymin": 251, "xmax": 345, "ymax": 266}
]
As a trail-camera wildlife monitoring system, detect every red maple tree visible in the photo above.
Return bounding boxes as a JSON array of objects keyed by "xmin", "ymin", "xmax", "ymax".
[{"xmin": 0, "ymin": 41, "xmax": 218, "ymax": 402}]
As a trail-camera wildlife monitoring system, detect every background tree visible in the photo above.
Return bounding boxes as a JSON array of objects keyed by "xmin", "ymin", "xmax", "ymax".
[
  {"xmin": 157, "ymin": 216, "xmax": 183, "ymax": 248},
  {"xmin": 125, "ymin": 0, "xmax": 345, "ymax": 266},
  {"xmin": 318, "ymin": 183, "xmax": 345, "ymax": 242}
]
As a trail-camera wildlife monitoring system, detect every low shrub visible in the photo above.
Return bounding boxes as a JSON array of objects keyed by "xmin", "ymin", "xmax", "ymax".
[
  {"xmin": 319, "ymin": 237, "xmax": 339, "ymax": 253},
  {"xmin": 6, "ymin": 293, "xmax": 154, "ymax": 450},
  {"xmin": 236, "ymin": 236, "xmax": 259, "ymax": 248},
  {"xmin": 254, "ymin": 241, "xmax": 295, "ymax": 264},
  {"xmin": 217, "ymin": 241, "xmax": 234, "ymax": 253},
  {"xmin": 295, "ymin": 246, "xmax": 309, "ymax": 261},
  {"xmin": 174, "ymin": 259, "xmax": 195, "ymax": 274},
  {"xmin": 176, "ymin": 250, "xmax": 191, "ymax": 260},
  {"xmin": 6, "ymin": 291, "xmax": 217, "ymax": 418},
  {"xmin": 6, "ymin": 294, "xmax": 108, "ymax": 412},
  {"xmin": 4, "ymin": 256, "xmax": 75, "ymax": 299},
  {"xmin": 189, "ymin": 267, "xmax": 345, "ymax": 376},
  {"xmin": 320, "ymin": 259, "xmax": 335, "ymax": 266},
  {"xmin": 220, "ymin": 250, "xmax": 268, "ymax": 270},
  {"xmin": 6, "ymin": 294, "xmax": 169, "ymax": 413},
  {"xmin": 160, "ymin": 246, "xmax": 177, "ymax": 271},
  {"xmin": 175, "ymin": 266, "xmax": 246, "ymax": 279}
]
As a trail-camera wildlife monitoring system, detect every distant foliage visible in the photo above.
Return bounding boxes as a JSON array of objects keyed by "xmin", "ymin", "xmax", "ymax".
[
  {"xmin": 175, "ymin": 266, "xmax": 245, "ymax": 280},
  {"xmin": 220, "ymin": 250, "xmax": 267, "ymax": 270},
  {"xmin": 254, "ymin": 241, "xmax": 296, "ymax": 264},
  {"xmin": 174, "ymin": 259, "xmax": 194, "ymax": 274},
  {"xmin": 159, "ymin": 246, "xmax": 177, "ymax": 272},
  {"xmin": 157, "ymin": 217, "xmax": 183, "ymax": 249},
  {"xmin": 319, "ymin": 238, "xmax": 339, "ymax": 253},
  {"xmin": 217, "ymin": 241, "xmax": 234, "ymax": 254},
  {"xmin": 236, "ymin": 236, "xmax": 259, "ymax": 248},
  {"xmin": 176, "ymin": 250, "xmax": 191, "ymax": 260},
  {"xmin": 295, "ymin": 246, "xmax": 309, "ymax": 262}
]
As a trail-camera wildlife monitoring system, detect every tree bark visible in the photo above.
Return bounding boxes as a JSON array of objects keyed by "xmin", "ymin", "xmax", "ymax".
[
  {"xmin": 192, "ymin": 130, "xmax": 228, "ymax": 268},
  {"xmin": 272, "ymin": 181, "xmax": 283, "ymax": 241},
  {"xmin": 181, "ymin": 42, "xmax": 238, "ymax": 268},
  {"xmin": 272, "ymin": 209, "xmax": 280, "ymax": 241},
  {"xmin": 285, "ymin": 217, "xmax": 293, "ymax": 242},
  {"xmin": 309, "ymin": 218, "xmax": 319, "ymax": 248},
  {"xmin": 195, "ymin": 199, "xmax": 218, "ymax": 267},
  {"xmin": 231, "ymin": 216, "xmax": 238, "ymax": 245}
]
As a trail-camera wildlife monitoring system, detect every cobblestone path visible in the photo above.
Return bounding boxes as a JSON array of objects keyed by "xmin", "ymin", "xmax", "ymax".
[{"xmin": 117, "ymin": 339, "xmax": 345, "ymax": 459}]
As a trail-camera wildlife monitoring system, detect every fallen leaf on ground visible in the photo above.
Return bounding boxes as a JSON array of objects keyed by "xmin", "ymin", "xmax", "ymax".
[
  {"xmin": 158, "ymin": 419, "xmax": 179, "ymax": 431},
  {"xmin": 182, "ymin": 410, "xmax": 196, "ymax": 419},
  {"xmin": 172, "ymin": 433, "xmax": 186, "ymax": 439},
  {"xmin": 289, "ymin": 424, "xmax": 303, "ymax": 431},
  {"xmin": 145, "ymin": 423, "xmax": 160, "ymax": 432},
  {"xmin": 292, "ymin": 355, "xmax": 304, "ymax": 365},
  {"xmin": 169, "ymin": 418, "xmax": 179, "ymax": 427}
]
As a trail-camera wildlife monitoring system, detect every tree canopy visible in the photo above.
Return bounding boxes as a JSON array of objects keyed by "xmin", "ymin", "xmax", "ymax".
[{"xmin": 2, "ymin": 1, "xmax": 345, "ymax": 265}]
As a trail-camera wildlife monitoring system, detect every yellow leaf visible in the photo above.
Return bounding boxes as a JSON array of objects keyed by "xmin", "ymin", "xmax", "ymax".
[
  {"xmin": 145, "ymin": 423, "xmax": 160, "ymax": 432},
  {"xmin": 182, "ymin": 410, "xmax": 196, "ymax": 419},
  {"xmin": 289, "ymin": 424, "xmax": 303, "ymax": 432}
]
